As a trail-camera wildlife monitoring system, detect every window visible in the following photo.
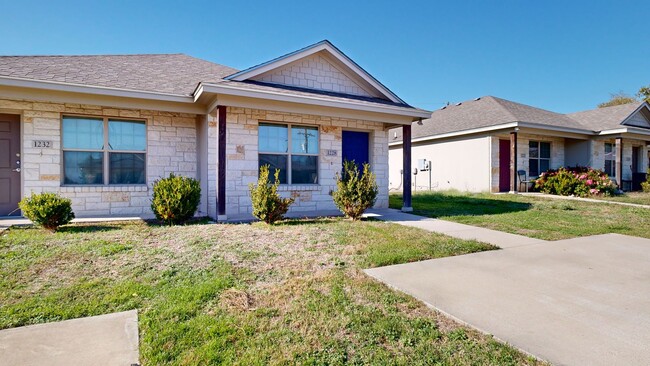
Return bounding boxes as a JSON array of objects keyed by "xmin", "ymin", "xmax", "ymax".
[
  {"xmin": 258, "ymin": 123, "xmax": 318, "ymax": 184},
  {"xmin": 529, "ymin": 141, "xmax": 550, "ymax": 177},
  {"xmin": 62, "ymin": 116, "xmax": 146, "ymax": 185},
  {"xmin": 604, "ymin": 142, "xmax": 616, "ymax": 177}
]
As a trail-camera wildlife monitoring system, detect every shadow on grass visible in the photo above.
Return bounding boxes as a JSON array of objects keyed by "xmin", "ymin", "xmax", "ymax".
[
  {"xmin": 391, "ymin": 192, "xmax": 532, "ymax": 218},
  {"xmin": 58, "ymin": 224, "xmax": 122, "ymax": 234}
]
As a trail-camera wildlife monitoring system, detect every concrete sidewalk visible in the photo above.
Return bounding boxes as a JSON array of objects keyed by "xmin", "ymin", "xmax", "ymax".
[
  {"xmin": 366, "ymin": 208, "xmax": 546, "ymax": 248},
  {"xmin": 0, "ymin": 310, "xmax": 139, "ymax": 366},
  {"xmin": 366, "ymin": 234, "xmax": 650, "ymax": 366}
]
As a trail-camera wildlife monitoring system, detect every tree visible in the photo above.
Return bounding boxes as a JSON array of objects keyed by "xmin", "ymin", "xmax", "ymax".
[
  {"xmin": 637, "ymin": 85, "xmax": 650, "ymax": 104},
  {"xmin": 598, "ymin": 92, "xmax": 638, "ymax": 108}
]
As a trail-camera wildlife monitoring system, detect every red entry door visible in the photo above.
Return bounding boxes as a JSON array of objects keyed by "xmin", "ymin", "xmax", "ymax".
[
  {"xmin": 499, "ymin": 139, "xmax": 511, "ymax": 192},
  {"xmin": 0, "ymin": 114, "xmax": 21, "ymax": 216}
]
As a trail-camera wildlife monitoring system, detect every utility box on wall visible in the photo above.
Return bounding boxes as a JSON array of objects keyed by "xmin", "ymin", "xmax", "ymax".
[{"xmin": 418, "ymin": 159, "xmax": 430, "ymax": 171}]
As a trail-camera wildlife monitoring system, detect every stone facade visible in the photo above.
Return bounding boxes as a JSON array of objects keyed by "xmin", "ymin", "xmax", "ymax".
[
  {"xmin": 251, "ymin": 53, "xmax": 373, "ymax": 97},
  {"xmin": 214, "ymin": 106, "xmax": 389, "ymax": 218},
  {"xmin": 490, "ymin": 133, "xmax": 565, "ymax": 192},
  {"xmin": 0, "ymin": 98, "xmax": 200, "ymax": 217}
]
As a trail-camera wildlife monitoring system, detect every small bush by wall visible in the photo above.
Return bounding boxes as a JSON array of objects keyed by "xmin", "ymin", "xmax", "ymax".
[
  {"xmin": 19, "ymin": 192, "xmax": 75, "ymax": 232},
  {"xmin": 641, "ymin": 169, "xmax": 650, "ymax": 193},
  {"xmin": 151, "ymin": 173, "xmax": 201, "ymax": 225},
  {"xmin": 249, "ymin": 165, "xmax": 294, "ymax": 224},
  {"xmin": 333, "ymin": 161, "xmax": 378, "ymax": 220},
  {"xmin": 535, "ymin": 166, "xmax": 617, "ymax": 197}
]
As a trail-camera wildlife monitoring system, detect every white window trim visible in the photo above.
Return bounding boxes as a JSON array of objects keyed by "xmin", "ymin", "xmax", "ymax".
[
  {"xmin": 258, "ymin": 122, "xmax": 320, "ymax": 185},
  {"xmin": 528, "ymin": 140, "xmax": 551, "ymax": 177},
  {"xmin": 61, "ymin": 115, "xmax": 147, "ymax": 186},
  {"xmin": 604, "ymin": 142, "xmax": 616, "ymax": 178}
]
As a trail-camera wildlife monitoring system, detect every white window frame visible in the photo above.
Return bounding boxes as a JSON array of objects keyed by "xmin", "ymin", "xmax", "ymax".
[
  {"xmin": 61, "ymin": 115, "xmax": 147, "ymax": 186},
  {"xmin": 258, "ymin": 122, "xmax": 320, "ymax": 185},
  {"xmin": 528, "ymin": 140, "xmax": 551, "ymax": 177},
  {"xmin": 604, "ymin": 142, "xmax": 616, "ymax": 177}
]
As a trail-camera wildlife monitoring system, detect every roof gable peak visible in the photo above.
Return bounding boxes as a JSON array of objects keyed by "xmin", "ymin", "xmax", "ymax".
[{"xmin": 225, "ymin": 40, "xmax": 404, "ymax": 104}]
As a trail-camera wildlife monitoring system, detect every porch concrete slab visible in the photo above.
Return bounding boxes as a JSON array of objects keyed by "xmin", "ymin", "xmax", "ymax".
[
  {"xmin": 366, "ymin": 208, "xmax": 545, "ymax": 248},
  {"xmin": 366, "ymin": 234, "xmax": 650, "ymax": 365},
  {"xmin": 0, "ymin": 310, "xmax": 139, "ymax": 366}
]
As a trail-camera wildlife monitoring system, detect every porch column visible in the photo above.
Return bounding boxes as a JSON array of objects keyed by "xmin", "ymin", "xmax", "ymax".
[
  {"xmin": 402, "ymin": 124, "xmax": 413, "ymax": 212},
  {"xmin": 217, "ymin": 105, "xmax": 227, "ymax": 219},
  {"xmin": 615, "ymin": 137, "xmax": 623, "ymax": 189},
  {"xmin": 510, "ymin": 130, "xmax": 518, "ymax": 193}
]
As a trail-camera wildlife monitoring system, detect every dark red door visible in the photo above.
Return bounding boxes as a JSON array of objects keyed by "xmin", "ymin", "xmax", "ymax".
[
  {"xmin": 0, "ymin": 114, "xmax": 21, "ymax": 216},
  {"xmin": 499, "ymin": 139, "xmax": 510, "ymax": 192}
]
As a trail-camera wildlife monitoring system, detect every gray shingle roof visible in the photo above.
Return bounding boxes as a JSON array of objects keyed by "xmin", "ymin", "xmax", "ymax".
[
  {"xmin": 566, "ymin": 102, "xmax": 644, "ymax": 130},
  {"xmin": 0, "ymin": 53, "xmax": 418, "ymax": 111},
  {"xmin": 0, "ymin": 54, "xmax": 239, "ymax": 96},
  {"xmin": 391, "ymin": 96, "xmax": 648, "ymax": 142}
]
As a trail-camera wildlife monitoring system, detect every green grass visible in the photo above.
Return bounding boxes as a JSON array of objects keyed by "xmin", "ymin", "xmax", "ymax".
[
  {"xmin": 592, "ymin": 192, "xmax": 650, "ymax": 206},
  {"xmin": 0, "ymin": 219, "xmax": 540, "ymax": 365},
  {"xmin": 390, "ymin": 191, "xmax": 650, "ymax": 240}
]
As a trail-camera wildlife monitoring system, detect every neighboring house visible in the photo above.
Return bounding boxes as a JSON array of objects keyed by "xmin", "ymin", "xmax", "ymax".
[
  {"xmin": 0, "ymin": 40, "xmax": 429, "ymax": 219},
  {"xmin": 389, "ymin": 96, "xmax": 650, "ymax": 193}
]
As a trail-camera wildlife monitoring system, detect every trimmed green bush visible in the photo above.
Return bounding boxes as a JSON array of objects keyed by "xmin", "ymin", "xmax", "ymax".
[
  {"xmin": 333, "ymin": 160, "xmax": 378, "ymax": 220},
  {"xmin": 249, "ymin": 165, "xmax": 294, "ymax": 224},
  {"xmin": 151, "ymin": 173, "xmax": 201, "ymax": 225},
  {"xmin": 19, "ymin": 192, "xmax": 75, "ymax": 232},
  {"xmin": 641, "ymin": 169, "xmax": 650, "ymax": 193},
  {"xmin": 535, "ymin": 166, "xmax": 616, "ymax": 197}
]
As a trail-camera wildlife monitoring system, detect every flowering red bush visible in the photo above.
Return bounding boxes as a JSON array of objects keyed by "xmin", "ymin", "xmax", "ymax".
[{"xmin": 535, "ymin": 166, "xmax": 617, "ymax": 197}]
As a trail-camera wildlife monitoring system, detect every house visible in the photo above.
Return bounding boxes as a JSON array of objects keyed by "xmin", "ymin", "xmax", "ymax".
[
  {"xmin": 0, "ymin": 40, "xmax": 430, "ymax": 219},
  {"xmin": 388, "ymin": 96, "xmax": 650, "ymax": 193}
]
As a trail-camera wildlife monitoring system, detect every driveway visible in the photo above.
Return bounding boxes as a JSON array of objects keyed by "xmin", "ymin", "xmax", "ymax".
[{"xmin": 366, "ymin": 233, "xmax": 650, "ymax": 365}]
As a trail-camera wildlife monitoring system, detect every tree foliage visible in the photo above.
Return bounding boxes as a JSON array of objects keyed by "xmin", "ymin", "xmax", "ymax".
[{"xmin": 597, "ymin": 92, "xmax": 638, "ymax": 108}]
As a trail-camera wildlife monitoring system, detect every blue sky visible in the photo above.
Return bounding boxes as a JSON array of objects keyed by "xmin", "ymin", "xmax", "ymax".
[{"xmin": 1, "ymin": 0, "xmax": 647, "ymax": 113}]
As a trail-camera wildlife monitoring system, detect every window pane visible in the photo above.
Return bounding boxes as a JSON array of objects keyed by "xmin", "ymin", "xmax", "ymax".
[
  {"xmin": 63, "ymin": 151, "xmax": 103, "ymax": 184},
  {"xmin": 63, "ymin": 117, "xmax": 104, "ymax": 149},
  {"xmin": 540, "ymin": 142, "xmax": 551, "ymax": 159},
  {"xmin": 109, "ymin": 120, "xmax": 146, "ymax": 151},
  {"xmin": 259, "ymin": 154, "xmax": 287, "ymax": 184},
  {"xmin": 540, "ymin": 159, "xmax": 550, "ymax": 174},
  {"xmin": 605, "ymin": 143, "xmax": 612, "ymax": 154},
  {"xmin": 291, "ymin": 126, "xmax": 319, "ymax": 154},
  {"xmin": 529, "ymin": 159, "xmax": 539, "ymax": 177},
  {"xmin": 529, "ymin": 141, "xmax": 539, "ymax": 158},
  {"xmin": 259, "ymin": 123, "xmax": 288, "ymax": 153},
  {"xmin": 110, "ymin": 153, "xmax": 145, "ymax": 184},
  {"xmin": 291, "ymin": 155, "xmax": 318, "ymax": 184},
  {"xmin": 605, "ymin": 160, "xmax": 614, "ymax": 176}
]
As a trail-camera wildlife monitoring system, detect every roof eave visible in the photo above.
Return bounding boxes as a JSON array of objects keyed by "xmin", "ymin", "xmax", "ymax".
[
  {"xmin": 0, "ymin": 75, "xmax": 194, "ymax": 103},
  {"xmin": 198, "ymin": 82, "xmax": 431, "ymax": 120}
]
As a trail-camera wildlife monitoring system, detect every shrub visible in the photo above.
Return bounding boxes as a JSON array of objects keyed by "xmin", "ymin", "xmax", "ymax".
[
  {"xmin": 641, "ymin": 169, "xmax": 650, "ymax": 193},
  {"xmin": 249, "ymin": 165, "xmax": 294, "ymax": 224},
  {"xmin": 151, "ymin": 173, "xmax": 201, "ymax": 225},
  {"xmin": 535, "ymin": 166, "xmax": 617, "ymax": 197},
  {"xmin": 19, "ymin": 192, "xmax": 75, "ymax": 232},
  {"xmin": 332, "ymin": 160, "xmax": 378, "ymax": 220}
]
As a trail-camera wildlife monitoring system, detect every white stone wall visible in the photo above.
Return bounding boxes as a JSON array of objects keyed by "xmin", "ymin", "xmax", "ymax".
[
  {"xmin": 251, "ymin": 52, "xmax": 373, "ymax": 97},
  {"xmin": 219, "ymin": 107, "xmax": 388, "ymax": 219},
  {"xmin": 1, "ymin": 98, "xmax": 199, "ymax": 217}
]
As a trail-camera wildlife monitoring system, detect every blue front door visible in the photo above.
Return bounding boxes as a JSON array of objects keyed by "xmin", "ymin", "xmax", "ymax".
[{"xmin": 342, "ymin": 131, "xmax": 369, "ymax": 172}]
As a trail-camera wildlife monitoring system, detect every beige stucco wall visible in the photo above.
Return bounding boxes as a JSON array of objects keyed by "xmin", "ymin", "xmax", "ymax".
[
  {"xmin": 0, "ymin": 98, "xmax": 200, "ymax": 217},
  {"xmin": 389, "ymin": 136, "xmax": 492, "ymax": 193},
  {"xmin": 591, "ymin": 138, "xmax": 648, "ymax": 181},
  {"xmin": 216, "ymin": 107, "xmax": 389, "ymax": 219}
]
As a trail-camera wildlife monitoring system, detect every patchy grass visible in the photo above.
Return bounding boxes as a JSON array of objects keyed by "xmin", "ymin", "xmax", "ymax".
[
  {"xmin": 592, "ymin": 192, "xmax": 650, "ymax": 206},
  {"xmin": 390, "ymin": 191, "xmax": 650, "ymax": 240},
  {"xmin": 0, "ymin": 219, "xmax": 541, "ymax": 365}
]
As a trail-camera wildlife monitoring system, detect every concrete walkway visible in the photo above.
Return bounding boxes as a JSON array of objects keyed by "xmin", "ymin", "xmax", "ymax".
[
  {"xmin": 520, "ymin": 192, "xmax": 650, "ymax": 209},
  {"xmin": 366, "ymin": 208, "xmax": 546, "ymax": 248},
  {"xmin": 0, "ymin": 310, "xmax": 139, "ymax": 366},
  {"xmin": 366, "ymin": 234, "xmax": 650, "ymax": 366}
]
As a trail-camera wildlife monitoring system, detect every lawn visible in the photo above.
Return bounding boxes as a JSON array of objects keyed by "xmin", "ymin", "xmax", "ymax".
[
  {"xmin": 0, "ymin": 218, "xmax": 542, "ymax": 365},
  {"xmin": 389, "ymin": 191, "xmax": 650, "ymax": 241},
  {"xmin": 592, "ymin": 192, "xmax": 650, "ymax": 206}
]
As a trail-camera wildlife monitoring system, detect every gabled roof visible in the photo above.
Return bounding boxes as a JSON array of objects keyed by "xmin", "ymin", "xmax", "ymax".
[
  {"xmin": 0, "ymin": 54, "xmax": 237, "ymax": 96},
  {"xmin": 0, "ymin": 42, "xmax": 428, "ymax": 120},
  {"xmin": 391, "ymin": 96, "xmax": 650, "ymax": 143},
  {"xmin": 392, "ymin": 96, "xmax": 585, "ymax": 141},
  {"xmin": 567, "ymin": 102, "xmax": 648, "ymax": 130},
  {"xmin": 224, "ymin": 40, "xmax": 405, "ymax": 104}
]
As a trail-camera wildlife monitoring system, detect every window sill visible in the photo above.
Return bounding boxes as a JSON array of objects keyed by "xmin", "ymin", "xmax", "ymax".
[
  {"xmin": 277, "ymin": 185, "xmax": 321, "ymax": 192},
  {"xmin": 60, "ymin": 185, "xmax": 148, "ymax": 193}
]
